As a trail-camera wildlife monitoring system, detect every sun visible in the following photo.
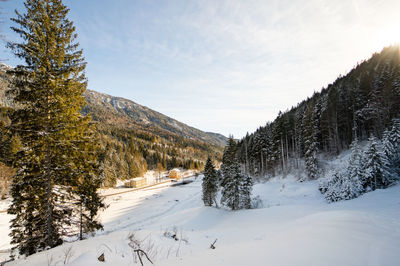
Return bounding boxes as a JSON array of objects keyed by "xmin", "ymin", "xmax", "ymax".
[{"xmin": 371, "ymin": 22, "xmax": 400, "ymax": 52}]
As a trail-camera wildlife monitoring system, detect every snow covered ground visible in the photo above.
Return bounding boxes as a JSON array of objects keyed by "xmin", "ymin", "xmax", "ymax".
[{"xmin": 1, "ymin": 174, "xmax": 400, "ymax": 265}]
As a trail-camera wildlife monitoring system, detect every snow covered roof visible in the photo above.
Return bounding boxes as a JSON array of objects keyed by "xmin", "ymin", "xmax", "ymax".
[{"xmin": 132, "ymin": 177, "xmax": 146, "ymax": 181}]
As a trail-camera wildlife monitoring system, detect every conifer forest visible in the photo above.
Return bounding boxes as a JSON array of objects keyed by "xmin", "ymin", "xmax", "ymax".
[{"xmin": 0, "ymin": 0, "xmax": 399, "ymax": 265}]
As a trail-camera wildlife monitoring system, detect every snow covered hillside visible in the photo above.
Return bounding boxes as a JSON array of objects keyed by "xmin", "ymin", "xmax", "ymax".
[{"xmin": 2, "ymin": 175, "xmax": 400, "ymax": 266}]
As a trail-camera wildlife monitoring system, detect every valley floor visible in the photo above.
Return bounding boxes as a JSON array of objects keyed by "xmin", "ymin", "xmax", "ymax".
[{"xmin": 1, "ymin": 175, "xmax": 400, "ymax": 265}]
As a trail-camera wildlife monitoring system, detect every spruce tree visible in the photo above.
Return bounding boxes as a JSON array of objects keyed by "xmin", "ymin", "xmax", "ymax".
[
  {"xmin": 220, "ymin": 136, "xmax": 253, "ymax": 210},
  {"xmin": 202, "ymin": 158, "xmax": 218, "ymax": 207},
  {"xmin": 362, "ymin": 135, "xmax": 390, "ymax": 191},
  {"xmin": 220, "ymin": 137, "xmax": 239, "ymax": 210},
  {"xmin": 341, "ymin": 137, "xmax": 364, "ymax": 199},
  {"xmin": 323, "ymin": 171, "xmax": 343, "ymax": 203},
  {"xmin": 382, "ymin": 118, "xmax": 400, "ymax": 181},
  {"xmin": 7, "ymin": 0, "xmax": 103, "ymax": 256},
  {"xmin": 74, "ymin": 127, "xmax": 104, "ymax": 240},
  {"xmin": 222, "ymin": 136, "xmax": 237, "ymax": 166},
  {"xmin": 240, "ymin": 174, "xmax": 253, "ymax": 209},
  {"xmin": 221, "ymin": 136, "xmax": 237, "ymax": 178},
  {"xmin": 221, "ymin": 160, "xmax": 242, "ymax": 210},
  {"xmin": 303, "ymin": 101, "xmax": 320, "ymax": 179},
  {"xmin": 0, "ymin": 118, "xmax": 7, "ymax": 162}
]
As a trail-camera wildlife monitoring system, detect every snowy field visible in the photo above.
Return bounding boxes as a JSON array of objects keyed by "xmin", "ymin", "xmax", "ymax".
[{"xmin": 1, "ymin": 174, "xmax": 399, "ymax": 265}]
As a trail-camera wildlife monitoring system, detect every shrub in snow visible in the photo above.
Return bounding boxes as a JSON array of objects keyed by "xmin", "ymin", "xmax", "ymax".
[
  {"xmin": 322, "ymin": 169, "xmax": 363, "ymax": 203},
  {"xmin": 320, "ymin": 138, "xmax": 364, "ymax": 202},
  {"xmin": 251, "ymin": 195, "xmax": 264, "ymax": 209},
  {"xmin": 163, "ymin": 227, "xmax": 179, "ymax": 241},
  {"xmin": 339, "ymin": 173, "xmax": 363, "ymax": 200},
  {"xmin": 128, "ymin": 233, "xmax": 156, "ymax": 265},
  {"xmin": 318, "ymin": 176, "xmax": 329, "ymax": 194},
  {"xmin": 322, "ymin": 171, "xmax": 343, "ymax": 203},
  {"xmin": 320, "ymin": 129, "xmax": 400, "ymax": 203}
]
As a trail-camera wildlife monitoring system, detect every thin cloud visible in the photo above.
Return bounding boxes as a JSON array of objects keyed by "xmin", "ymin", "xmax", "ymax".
[{"xmin": 1, "ymin": 0, "xmax": 400, "ymax": 137}]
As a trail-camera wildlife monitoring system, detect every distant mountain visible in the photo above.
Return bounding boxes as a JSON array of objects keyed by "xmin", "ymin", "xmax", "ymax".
[
  {"xmin": 0, "ymin": 66, "xmax": 227, "ymax": 186},
  {"xmin": 83, "ymin": 90, "xmax": 227, "ymax": 147}
]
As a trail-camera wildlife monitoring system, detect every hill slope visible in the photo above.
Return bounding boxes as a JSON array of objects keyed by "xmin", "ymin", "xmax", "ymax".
[
  {"xmin": 0, "ymin": 65, "xmax": 227, "ymax": 186},
  {"xmin": 2, "ymin": 173, "xmax": 399, "ymax": 265},
  {"xmin": 236, "ymin": 45, "xmax": 400, "ymax": 179},
  {"xmin": 83, "ymin": 90, "xmax": 227, "ymax": 147}
]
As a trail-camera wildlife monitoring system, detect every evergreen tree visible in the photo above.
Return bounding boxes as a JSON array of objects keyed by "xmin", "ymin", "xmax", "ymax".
[
  {"xmin": 220, "ymin": 137, "xmax": 240, "ymax": 210},
  {"xmin": 219, "ymin": 136, "xmax": 253, "ymax": 210},
  {"xmin": 74, "ymin": 129, "xmax": 104, "ymax": 240},
  {"xmin": 319, "ymin": 139, "xmax": 364, "ymax": 203},
  {"xmin": 7, "ymin": 0, "xmax": 103, "ymax": 256},
  {"xmin": 220, "ymin": 160, "xmax": 242, "ymax": 210},
  {"xmin": 222, "ymin": 136, "xmax": 237, "ymax": 166},
  {"xmin": 220, "ymin": 136, "xmax": 237, "ymax": 185},
  {"xmin": 323, "ymin": 171, "xmax": 343, "ymax": 203},
  {"xmin": 234, "ymin": 45, "xmax": 400, "ymax": 184},
  {"xmin": 305, "ymin": 141, "xmax": 318, "ymax": 179},
  {"xmin": 303, "ymin": 101, "xmax": 320, "ymax": 179},
  {"xmin": 382, "ymin": 118, "xmax": 400, "ymax": 182},
  {"xmin": 341, "ymin": 137, "xmax": 364, "ymax": 199},
  {"xmin": 239, "ymin": 174, "xmax": 253, "ymax": 209},
  {"xmin": 202, "ymin": 158, "xmax": 218, "ymax": 207},
  {"xmin": 362, "ymin": 135, "xmax": 391, "ymax": 191},
  {"xmin": 320, "ymin": 133, "xmax": 395, "ymax": 203},
  {"xmin": 0, "ymin": 118, "xmax": 8, "ymax": 163}
]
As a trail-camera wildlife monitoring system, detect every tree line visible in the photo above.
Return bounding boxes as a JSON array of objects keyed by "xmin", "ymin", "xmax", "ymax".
[
  {"xmin": 1, "ymin": 96, "xmax": 211, "ymax": 189},
  {"xmin": 235, "ymin": 45, "xmax": 400, "ymax": 181},
  {"xmin": 96, "ymin": 125, "xmax": 205, "ymax": 187},
  {"xmin": 202, "ymin": 137, "xmax": 253, "ymax": 210},
  {"xmin": 320, "ymin": 119, "xmax": 400, "ymax": 202}
]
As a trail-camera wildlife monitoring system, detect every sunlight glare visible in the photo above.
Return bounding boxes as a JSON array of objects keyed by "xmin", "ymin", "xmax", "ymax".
[{"xmin": 371, "ymin": 22, "xmax": 400, "ymax": 52}]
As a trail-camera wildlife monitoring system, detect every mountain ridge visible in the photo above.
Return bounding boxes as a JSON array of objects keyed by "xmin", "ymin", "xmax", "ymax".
[
  {"xmin": 83, "ymin": 89, "xmax": 227, "ymax": 147},
  {"xmin": 0, "ymin": 64, "xmax": 227, "ymax": 148},
  {"xmin": 0, "ymin": 66, "xmax": 226, "ymax": 186}
]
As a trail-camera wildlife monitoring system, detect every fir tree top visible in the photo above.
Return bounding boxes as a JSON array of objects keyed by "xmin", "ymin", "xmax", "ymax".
[{"xmin": 222, "ymin": 136, "xmax": 237, "ymax": 166}]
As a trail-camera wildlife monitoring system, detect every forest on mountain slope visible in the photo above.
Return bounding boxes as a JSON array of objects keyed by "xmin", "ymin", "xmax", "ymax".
[
  {"xmin": 0, "ymin": 64, "xmax": 225, "ymax": 188},
  {"xmin": 236, "ymin": 45, "xmax": 400, "ymax": 179}
]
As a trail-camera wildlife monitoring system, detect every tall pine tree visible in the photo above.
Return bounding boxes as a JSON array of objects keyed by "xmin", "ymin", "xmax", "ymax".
[
  {"xmin": 362, "ymin": 135, "xmax": 391, "ymax": 191},
  {"xmin": 221, "ymin": 160, "xmax": 242, "ymax": 210},
  {"xmin": 220, "ymin": 136, "xmax": 237, "ymax": 186},
  {"xmin": 220, "ymin": 137, "xmax": 253, "ymax": 210},
  {"xmin": 220, "ymin": 137, "xmax": 240, "ymax": 210},
  {"xmin": 7, "ymin": 0, "xmax": 103, "ymax": 256},
  {"xmin": 302, "ymin": 101, "xmax": 320, "ymax": 179},
  {"xmin": 239, "ymin": 174, "xmax": 253, "ymax": 209},
  {"xmin": 341, "ymin": 137, "xmax": 364, "ymax": 199},
  {"xmin": 202, "ymin": 158, "xmax": 218, "ymax": 207},
  {"xmin": 382, "ymin": 118, "xmax": 400, "ymax": 181}
]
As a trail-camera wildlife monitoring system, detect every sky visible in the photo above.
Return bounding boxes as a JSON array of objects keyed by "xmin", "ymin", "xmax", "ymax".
[{"xmin": 1, "ymin": 0, "xmax": 400, "ymax": 138}]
